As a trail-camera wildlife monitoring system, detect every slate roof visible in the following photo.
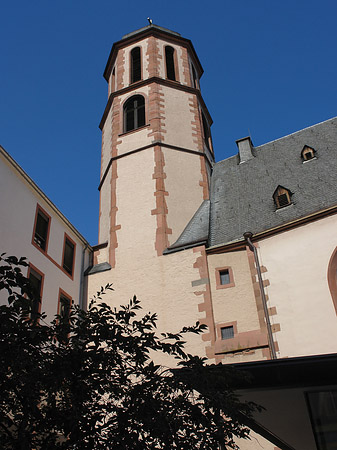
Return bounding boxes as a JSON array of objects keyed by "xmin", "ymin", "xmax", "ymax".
[
  {"xmin": 170, "ymin": 117, "xmax": 337, "ymax": 251},
  {"xmin": 165, "ymin": 200, "xmax": 210, "ymax": 253}
]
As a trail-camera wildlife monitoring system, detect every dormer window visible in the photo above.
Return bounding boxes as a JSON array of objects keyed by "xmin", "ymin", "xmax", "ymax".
[
  {"xmin": 273, "ymin": 186, "xmax": 293, "ymax": 209},
  {"xmin": 165, "ymin": 46, "xmax": 176, "ymax": 81},
  {"xmin": 301, "ymin": 145, "xmax": 316, "ymax": 162},
  {"xmin": 130, "ymin": 47, "xmax": 141, "ymax": 84}
]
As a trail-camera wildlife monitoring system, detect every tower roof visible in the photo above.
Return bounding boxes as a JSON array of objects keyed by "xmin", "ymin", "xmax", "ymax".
[
  {"xmin": 122, "ymin": 24, "xmax": 181, "ymax": 39},
  {"xmin": 103, "ymin": 24, "xmax": 203, "ymax": 81}
]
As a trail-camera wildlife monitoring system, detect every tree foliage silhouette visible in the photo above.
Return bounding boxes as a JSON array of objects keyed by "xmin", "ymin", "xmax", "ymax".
[{"xmin": 0, "ymin": 254, "xmax": 259, "ymax": 449}]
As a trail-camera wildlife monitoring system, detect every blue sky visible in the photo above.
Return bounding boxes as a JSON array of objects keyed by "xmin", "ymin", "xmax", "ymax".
[{"xmin": 1, "ymin": 0, "xmax": 337, "ymax": 245}]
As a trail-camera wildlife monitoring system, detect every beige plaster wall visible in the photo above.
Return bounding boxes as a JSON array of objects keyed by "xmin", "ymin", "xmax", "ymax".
[
  {"xmin": 208, "ymin": 251, "xmax": 261, "ymax": 333},
  {"xmin": 161, "ymin": 86, "xmax": 197, "ymax": 149},
  {"xmin": 101, "ymin": 107, "xmax": 113, "ymax": 176},
  {"xmin": 234, "ymin": 431, "xmax": 277, "ymax": 450},
  {"xmin": 98, "ymin": 170, "xmax": 111, "ymax": 247},
  {"xmin": 258, "ymin": 215, "xmax": 337, "ymax": 357},
  {"xmin": 0, "ymin": 152, "xmax": 90, "ymax": 320},
  {"xmin": 114, "ymin": 149, "xmax": 157, "ymax": 257},
  {"xmin": 164, "ymin": 148, "xmax": 204, "ymax": 244},
  {"xmin": 87, "ymin": 246, "xmax": 209, "ymax": 365}
]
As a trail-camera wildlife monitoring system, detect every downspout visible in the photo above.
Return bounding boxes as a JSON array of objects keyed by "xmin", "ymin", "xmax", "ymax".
[
  {"xmin": 243, "ymin": 232, "xmax": 277, "ymax": 360},
  {"xmin": 79, "ymin": 244, "xmax": 88, "ymax": 310}
]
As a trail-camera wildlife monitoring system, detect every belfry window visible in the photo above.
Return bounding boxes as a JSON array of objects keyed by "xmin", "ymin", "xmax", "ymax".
[
  {"xmin": 124, "ymin": 95, "xmax": 145, "ymax": 132},
  {"xmin": 191, "ymin": 64, "xmax": 198, "ymax": 88},
  {"xmin": 273, "ymin": 185, "xmax": 293, "ymax": 209},
  {"xmin": 202, "ymin": 112, "xmax": 210, "ymax": 150},
  {"xmin": 130, "ymin": 47, "xmax": 141, "ymax": 84},
  {"xmin": 301, "ymin": 145, "xmax": 316, "ymax": 162},
  {"xmin": 165, "ymin": 46, "xmax": 176, "ymax": 81}
]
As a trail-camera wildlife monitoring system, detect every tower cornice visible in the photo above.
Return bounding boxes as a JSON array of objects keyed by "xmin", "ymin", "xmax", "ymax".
[
  {"xmin": 103, "ymin": 26, "xmax": 203, "ymax": 82},
  {"xmin": 99, "ymin": 76, "xmax": 213, "ymax": 130}
]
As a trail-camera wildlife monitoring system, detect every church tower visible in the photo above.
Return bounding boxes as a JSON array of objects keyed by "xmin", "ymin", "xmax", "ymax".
[
  {"xmin": 88, "ymin": 25, "xmax": 217, "ymax": 362},
  {"xmin": 95, "ymin": 24, "xmax": 214, "ymax": 267}
]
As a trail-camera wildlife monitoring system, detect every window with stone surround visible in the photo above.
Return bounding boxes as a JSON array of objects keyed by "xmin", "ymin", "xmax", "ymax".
[
  {"xmin": 215, "ymin": 267, "xmax": 235, "ymax": 289},
  {"xmin": 123, "ymin": 95, "xmax": 145, "ymax": 132},
  {"xmin": 221, "ymin": 326, "xmax": 234, "ymax": 340},
  {"xmin": 62, "ymin": 234, "xmax": 76, "ymax": 277},
  {"xmin": 27, "ymin": 265, "xmax": 44, "ymax": 320},
  {"xmin": 32, "ymin": 204, "xmax": 50, "ymax": 253},
  {"xmin": 165, "ymin": 46, "xmax": 176, "ymax": 81},
  {"xmin": 130, "ymin": 47, "xmax": 141, "ymax": 84},
  {"xmin": 58, "ymin": 289, "xmax": 72, "ymax": 322},
  {"xmin": 202, "ymin": 112, "xmax": 211, "ymax": 150}
]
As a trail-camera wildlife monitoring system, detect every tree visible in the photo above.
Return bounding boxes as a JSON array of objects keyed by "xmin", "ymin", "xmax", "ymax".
[{"xmin": 0, "ymin": 254, "xmax": 260, "ymax": 449}]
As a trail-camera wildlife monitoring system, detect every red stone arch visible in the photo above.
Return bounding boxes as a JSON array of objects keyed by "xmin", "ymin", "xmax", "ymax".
[{"xmin": 327, "ymin": 246, "xmax": 337, "ymax": 315}]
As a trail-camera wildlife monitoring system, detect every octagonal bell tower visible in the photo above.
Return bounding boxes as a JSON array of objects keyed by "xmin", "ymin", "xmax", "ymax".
[{"xmin": 95, "ymin": 24, "xmax": 214, "ymax": 268}]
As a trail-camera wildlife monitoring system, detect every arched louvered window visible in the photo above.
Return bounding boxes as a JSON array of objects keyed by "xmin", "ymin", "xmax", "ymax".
[
  {"xmin": 191, "ymin": 64, "xmax": 198, "ymax": 88},
  {"xmin": 301, "ymin": 145, "xmax": 316, "ymax": 162},
  {"xmin": 328, "ymin": 247, "xmax": 337, "ymax": 315},
  {"xmin": 273, "ymin": 186, "xmax": 293, "ymax": 209},
  {"xmin": 130, "ymin": 47, "xmax": 141, "ymax": 84},
  {"xmin": 124, "ymin": 95, "xmax": 145, "ymax": 132},
  {"xmin": 165, "ymin": 46, "xmax": 176, "ymax": 81}
]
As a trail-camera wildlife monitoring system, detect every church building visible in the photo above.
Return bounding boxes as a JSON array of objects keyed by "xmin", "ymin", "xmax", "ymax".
[{"xmin": 1, "ymin": 22, "xmax": 337, "ymax": 450}]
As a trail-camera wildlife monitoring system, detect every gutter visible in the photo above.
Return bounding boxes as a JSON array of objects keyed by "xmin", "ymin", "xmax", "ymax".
[{"xmin": 243, "ymin": 232, "xmax": 277, "ymax": 360}]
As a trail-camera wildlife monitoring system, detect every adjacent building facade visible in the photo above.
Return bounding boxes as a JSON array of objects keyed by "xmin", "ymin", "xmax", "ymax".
[{"xmin": 0, "ymin": 145, "xmax": 92, "ymax": 318}]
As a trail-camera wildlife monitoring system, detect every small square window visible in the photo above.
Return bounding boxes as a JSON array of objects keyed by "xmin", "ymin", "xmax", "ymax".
[
  {"xmin": 221, "ymin": 326, "xmax": 234, "ymax": 340},
  {"xmin": 216, "ymin": 267, "xmax": 235, "ymax": 289},
  {"xmin": 219, "ymin": 269, "xmax": 230, "ymax": 285}
]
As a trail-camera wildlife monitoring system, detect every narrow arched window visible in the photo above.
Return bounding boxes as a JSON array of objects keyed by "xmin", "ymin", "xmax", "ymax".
[
  {"xmin": 124, "ymin": 95, "xmax": 145, "ymax": 132},
  {"xmin": 130, "ymin": 47, "xmax": 141, "ymax": 84},
  {"xmin": 165, "ymin": 46, "xmax": 176, "ymax": 81},
  {"xmin": 191, "ymin": 64, "xmax": 198, "ymax": 88},
  {"xmin": 273, "ymin": 185, "xmax": 293, "ymax": 209},
  {"xmin": 202, "ymin": 112, "xmax": 210, "ymax": 149},
  {"xmin": 301, "ymin": 145, "xmax": 316, "ymax": 162}
]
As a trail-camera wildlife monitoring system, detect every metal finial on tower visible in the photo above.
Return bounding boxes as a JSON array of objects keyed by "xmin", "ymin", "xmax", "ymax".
[{"xmin": 147, "ymin": 17, "xmax": 153, "ymax": 25}]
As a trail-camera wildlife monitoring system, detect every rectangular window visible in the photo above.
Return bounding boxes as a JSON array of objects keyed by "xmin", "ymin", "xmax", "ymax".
[
  {"xmin": 307, "ymin": 390, "xmax": 337, "ymax": 449},
  {"xmin": 221, "ymin": 326, "xmax": 234, "ymax": 340},
  {"xmin": 62, "ymin": 235, "xmax": 75, "ymax": 277},
  {"xmin": 215, "ymin": 267, "xmax": 235, "ymax": 289},
  {"xmin": 28, "ymin": 266, "xmax": 44, "ymax": 320},
  {"xmin": 58, "ymin": 290, "xmax": 72, "ymax": 322},
  {"xmin": 32, "ymin": 205, "xmax": 50, "ymax": 252},
  {"xmin": 219, "ymin": 269, "xmax": 230, "ymax": 285}
]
